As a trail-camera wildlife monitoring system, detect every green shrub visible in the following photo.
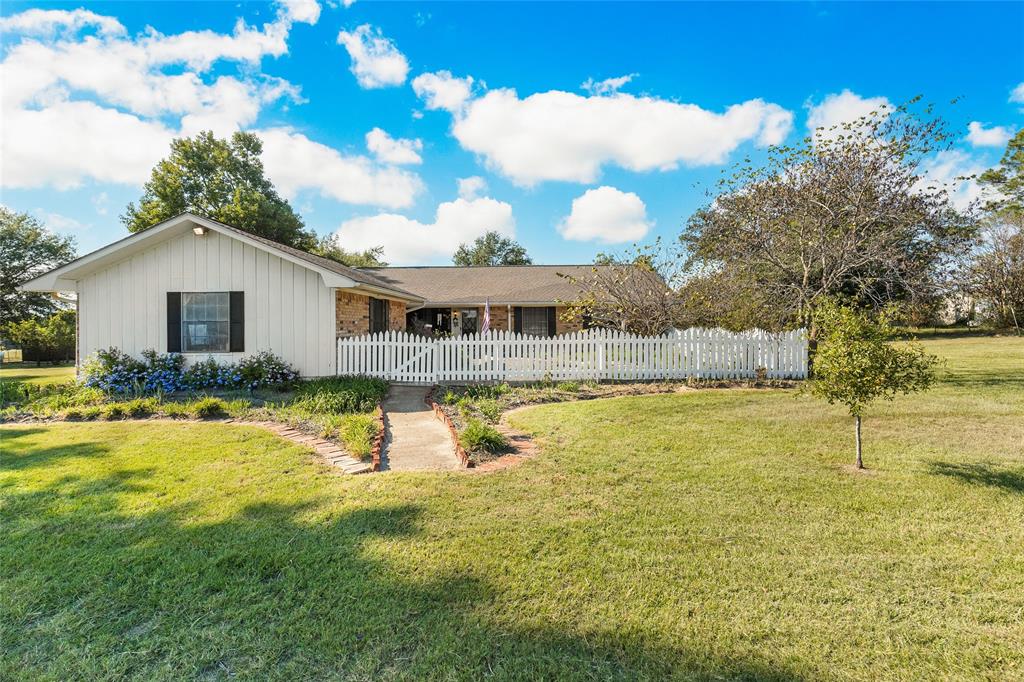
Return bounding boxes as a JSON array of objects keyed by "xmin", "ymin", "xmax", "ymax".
[
  {"xmin": 63, "ymin": 407, "xmax": 84, "ymax": 420},
  {"xmin": 191, "ymin": 396, "xmax": 227, "ymax": 418},
  {"xmin": 123, "ymin": 397, "xmax": 159, "ymax": 417},
  {"xmin": 456, "ymin": 396, "xmax": 474, "ymax": 419},
  {"xmin": 459, "ymin": 418, "xmax": 508, "ymax": 454},
  {"xmin": 79, "ymin": 405, "xmax": 103, "ymax": 420},
  {"xmin": 294, "ymin": 376, "xmax": 388, "ymax": 414},
  {"xmin": 556, "ymin": 381, "xmax": 580, "ymax": 393},
  {"xmin": 160, "ymin": 401, "xmax": 193, "ymax": 419},
  {"xmin": 476, "ymin": 398, "xmax": 502, "ymax": 423},
  {"xmin": 441, "ymin": 389, "xmax": 460, "ymax": 405},
  {"xmin": 103, "ymin": 403, "xmax": 126, "ymax": 420},
  {"xmin": 465, "ymin": 383, "xmax": 511, "ymax": 400}
]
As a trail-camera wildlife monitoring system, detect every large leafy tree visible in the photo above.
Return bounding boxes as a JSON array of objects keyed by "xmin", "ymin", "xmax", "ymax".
[
  {"xmin": 965, "ymin": 130, "xmax": 1024, "ymax": 330},
  {"xmin": 978, "ymin": 129, "xmax": 1024, "ymax": 218},
  {"xmin": 4, "ymin": 309, "xmax": 76, "ymax": 365},
  {"xmin": 0, "ymin": 207, "xmax": 76, "ymax": 323},
  {"xmin": 313, "ymin": 236, "xmax": 387, "ymax": 268},
  {"xmin": 453, "ymin": 231, "xmax": 532, "ymax": 266},
  {"xmin": 122, "ymin": 131, "xmax": 318, "ymax": 251},
  {"xmin": 682, "ymin": 99, "xmax": 978, "ymax": 335}
]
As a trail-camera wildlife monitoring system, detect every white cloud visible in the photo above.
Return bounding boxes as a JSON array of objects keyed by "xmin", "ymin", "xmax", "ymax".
[
  {"xmin": 258, "ymin": 127, "xmax": 423, "ymax": 209},
  {"xmin": 278, "ymin": 0, "xmax": 322, "ymax": 24},
  {"xmin": 0, "ymin": 1, "xmax": 440, "ymax": 211},
  {"xmin": 581, "ymin": 73, "xmax": 637, "ymax": 96},
  {"xmin": 411, "ymin": 71, "xmax": 475, "ymax": 112},
  {"xmin": 0, "ymin": 8, "xmax": 126, "ymax": 37},
  {"xmin": 442, "ymin": 88, "xmax": 793, "ymax": 186},
  {"xmin": 917, "ymin": 150, "xmax": 985, "ymax": 211},
  {"xmin": 336, "ymin": 24, "xmax": 408, "ymax": 88},
  {"xmin": 457, "ymin": 176, "xmax": 487, "ymax": 200},
  {"xmin": 2, "ymin": 101, "xmax": 174, "ymax": 189},
  {"xmin": 558, "ymin": 186, "xmax": 652, "ymax": 244},
  {"xmin": 966, "ymin": 121, "xmax": 1014, "ymax": 148},
  {"xmin": 806, "ymin": 89, "xmax": 890, "ymax": 140},
  {"xmin": 1010, "ymin": 82, "xmax": 1024, "ymax": 104},
  {"xmin": 335, "ymin": 195, "xmax": 515, "ymax": 264},
  {"xmin": 365, "ymin": 127, "xmax": 422, "ymax": 165},
  {"xmin": 92, "ymin": 191, "xmax": 110, "ymax": 215},
  {"xmin": 35, "ymin": 209, "xmax": 89, "ymax": 232}
]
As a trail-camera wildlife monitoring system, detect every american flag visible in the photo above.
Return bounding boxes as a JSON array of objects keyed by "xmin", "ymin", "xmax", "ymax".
[{"xmin": 481, "ymin": 298, "xmax": 491, "ymax": 335}]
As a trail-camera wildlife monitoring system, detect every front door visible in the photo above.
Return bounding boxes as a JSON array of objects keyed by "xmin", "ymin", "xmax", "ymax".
[{"xmin": 458, "ymin": 308, "xmax": 478, "ymax": 335}]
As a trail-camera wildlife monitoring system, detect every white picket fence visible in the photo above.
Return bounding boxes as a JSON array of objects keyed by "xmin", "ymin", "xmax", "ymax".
[{"xmin": 336, "ymin": 328, "xmax": 807, "ymax": 384}]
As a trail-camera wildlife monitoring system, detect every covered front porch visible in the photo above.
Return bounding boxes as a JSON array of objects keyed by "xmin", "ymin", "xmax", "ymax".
[{"xmin": 406, "ymin": 304, "xmax": 577, "ymax": 337}]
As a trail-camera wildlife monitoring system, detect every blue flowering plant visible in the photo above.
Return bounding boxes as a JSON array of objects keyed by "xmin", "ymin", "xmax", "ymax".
[
  {"xmin": 81, "ymin": 347, "xmax": 299, "ymax": 395},
  {"xmin": 237, "ymin": 350, "xmax": 299, "ymax": 390}
]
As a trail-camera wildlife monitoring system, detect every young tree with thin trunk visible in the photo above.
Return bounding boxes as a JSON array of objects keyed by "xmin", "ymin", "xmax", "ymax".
[{"xmin": 810, "ymin": 299, "xmax": 938, "ymax": 469}]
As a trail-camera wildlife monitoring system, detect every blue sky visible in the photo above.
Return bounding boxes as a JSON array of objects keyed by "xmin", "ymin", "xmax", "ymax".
[{"xmin": 2, "ymin": 1, "xmax": 1022, "ymax": 263}]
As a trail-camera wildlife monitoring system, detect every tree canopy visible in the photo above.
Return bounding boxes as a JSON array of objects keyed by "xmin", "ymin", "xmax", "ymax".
[
  {"xmin": 313, "ymin": 236, "xmax": 388, "ymax": 268},
  {"xmin": 453, "ymin": 232, "xmax": 532, "ymax": 266},
  {"xmin": 122, "ymin": 131, "xmax": 318, "ymax": 251},
  {"xmin": 682, "ymin": 99, "xmax": 978, "ymax": 334},
  {"xmin": 964, "ymin": 129, "xmax": 1024, "ymax": 330},
  {"xmin": 0, "ymin": 207, "xmax": 76, "ymax": 323},
  {"xmin": 978, "ymin": 129, "xmax": 1024, "ymax": 221}
]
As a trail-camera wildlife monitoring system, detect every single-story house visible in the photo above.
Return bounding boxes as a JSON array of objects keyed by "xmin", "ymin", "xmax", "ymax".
[{"xmin": 21, "ymin": 213, "xmax": 604, "ymax": 376}]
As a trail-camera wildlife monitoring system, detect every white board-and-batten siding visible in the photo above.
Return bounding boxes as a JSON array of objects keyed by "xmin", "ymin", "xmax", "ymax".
[{"xmin": 76, "ymin": 229, "xmax": 335, "ymax": 376}]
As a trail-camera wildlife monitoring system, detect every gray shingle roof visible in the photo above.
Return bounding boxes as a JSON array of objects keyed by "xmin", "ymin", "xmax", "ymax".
[
  {"xmin": 204, "ymin": 218, "xmax": 423, "ymax": 300},
  {"xmin": 358, "ymin": 265, "xmax": 611, "ymax": 306}
]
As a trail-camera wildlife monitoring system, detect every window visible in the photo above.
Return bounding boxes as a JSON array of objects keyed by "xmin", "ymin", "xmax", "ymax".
[
  {"xmin": 181, "ymin": 292, "xmax": 230, "ymax": 352},
  {"xmin": 521, "ymin": 307, "xmax": 550, "ymax": 337},
  {"xmin": 369, "ymin": 297, "xmax": 388, "ymax": 334}
]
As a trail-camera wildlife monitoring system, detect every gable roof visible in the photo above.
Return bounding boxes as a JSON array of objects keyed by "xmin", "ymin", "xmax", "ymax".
[
  {"xmin": 19, "ymin": 213, "xmax": 423, "ymax": 302},
  {"xmin": 360, "ymin": 265, "xmax": 614, "ymax": 307}
]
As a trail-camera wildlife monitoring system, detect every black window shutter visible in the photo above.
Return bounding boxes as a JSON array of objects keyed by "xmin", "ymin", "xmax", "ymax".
[
  {"xmin": 167, "ymin": 292, "xmax": 182, "ymax": 352},
  {"xmin": 513, "ymin": 306, "xmax": 523, "ymax": 334},
  {"xmin": 547, "ymin": 307, "xmax": 557, "ymax": 337},
  {"xmin": 229, "ymin": 291, "xmax": 245, "ymax": 352}
]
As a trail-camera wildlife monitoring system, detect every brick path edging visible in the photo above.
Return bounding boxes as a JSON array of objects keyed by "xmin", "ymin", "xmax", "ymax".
[
  {"xmin": 370, "ymin": 404, "xmax": 386, "ymax": 471},
  {"xmin": 424, "ymin": 396, "xmax": 473, "ymax": 468}
]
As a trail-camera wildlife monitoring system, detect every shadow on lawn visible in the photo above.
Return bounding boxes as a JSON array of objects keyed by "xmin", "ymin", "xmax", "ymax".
[
  {"xmin": 0, "ymin": 428, "xmax": 108, "ymax": 471},
  {"xmin": 1, "ymin": 470, "xmax": 807, "ymax": 681},
  {"xmin": 928, "ymin": 461, "xmax": 1024, "ymax": 495}
]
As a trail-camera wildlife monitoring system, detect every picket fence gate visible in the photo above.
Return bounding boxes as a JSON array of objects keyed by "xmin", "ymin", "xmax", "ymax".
[{"xmin": 336, "ymin": 328, "xmax": 808, "ymax": 384}]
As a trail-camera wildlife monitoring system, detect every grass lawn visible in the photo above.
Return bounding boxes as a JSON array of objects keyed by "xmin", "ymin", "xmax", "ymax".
[
  {"xmin": 0, "ymin": 362, "xmax": 75, "ymax": 387},
  {"xmin": 2, "ymin": 336, "xmax": 1022, "ymax": 680}
]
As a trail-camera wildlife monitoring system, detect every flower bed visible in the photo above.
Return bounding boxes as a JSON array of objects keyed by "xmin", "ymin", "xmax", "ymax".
[{"xmin": 2, "ymin": 348, "xmax": 389, "ymax": 461}]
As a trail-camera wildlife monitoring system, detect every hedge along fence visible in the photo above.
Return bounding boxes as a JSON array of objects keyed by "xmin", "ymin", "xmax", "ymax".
[{"xmin": 337, "ymin": 328, "xmax": 808, "ymax": 384}]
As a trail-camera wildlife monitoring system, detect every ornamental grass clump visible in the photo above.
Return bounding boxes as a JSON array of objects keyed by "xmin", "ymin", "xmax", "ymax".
[
  {"xmin": 459, "ymin": 418, "xmax": 509, "ymax": 454},
  {"xmin": 191, "ymin": 396, "xmax": 228, "ymax": 418}
]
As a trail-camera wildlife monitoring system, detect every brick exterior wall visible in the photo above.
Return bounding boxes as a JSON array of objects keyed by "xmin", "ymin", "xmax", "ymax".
[
  {"xmin": 555, "ymin": 305, "xmax": 583, "ymax": 335},
  {"xmin": 477, "ymin": 304, "xmax": 510, "ymax": 331},
  {"xmin": 388, "ymin": 301, "xmax": 407, "ymax": 331},
  {"xmin": 336, "ymin": 291, "xmax": 371, "ymax": 337},
  {"xmin": 336, "ymin": 291, "xmax": 408, "ymax": 337}
]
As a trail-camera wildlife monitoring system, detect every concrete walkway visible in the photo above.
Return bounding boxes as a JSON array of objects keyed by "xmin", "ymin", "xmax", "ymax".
[{"xmin": 381, "ymin": 385, "xmax": 463, "ymax": 471}]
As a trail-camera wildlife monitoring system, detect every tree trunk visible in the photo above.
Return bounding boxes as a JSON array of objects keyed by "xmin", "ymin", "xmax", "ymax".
[{"xmin": 854, "ymin": 415, "xmax": 863, "ymax": 469}]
